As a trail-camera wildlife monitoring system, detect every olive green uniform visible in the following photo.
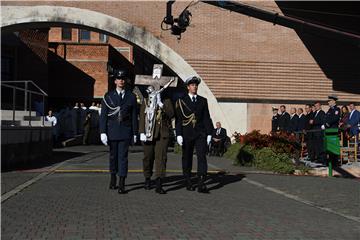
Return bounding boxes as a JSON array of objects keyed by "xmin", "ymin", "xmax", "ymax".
[{"xmin": 139, "ymin": 98, "xmax": 174, "ymax": 178}]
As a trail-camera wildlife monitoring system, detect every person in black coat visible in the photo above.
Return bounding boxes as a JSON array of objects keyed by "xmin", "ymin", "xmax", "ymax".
[
  {"xmin": 310, "ymin": 101, "xmax": 326, "ymax": 164},
  {"xmin": 322, "ymin": 95, "xmax": 341, "ymax": 166},
  {"xmin": 175, "ymin": 76, "xmax": 213, "ymax": 193},
  {"xmin": 100, "ymin": 69, "xmax": 138, "ymax": 194},
  {"xmin": 297, "ymin": 108, "xmax": 306, "ymax": 132},
  {"xmin": 289, "ymin": 107, "xmax": 299, "ymax": 133},
  {"xmin": 278, "ymin": 105, "xmax": 290, "ymax": 132},
  {"xmin": 271, "ymin": 107, "xmax": 279, "ymax": 132},
  {"xmin": 304, "ymin": 104, "xmax": 314, "ymax": 160}
]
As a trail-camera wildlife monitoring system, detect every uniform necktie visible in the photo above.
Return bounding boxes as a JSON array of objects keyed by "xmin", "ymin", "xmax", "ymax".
[
  {"xmin": 192, "ymin": 96, "xmax": 196, "ymax": 103},
  {"xmin": 217, "ymin": 128, "xmax": 220, "ymax": 135}
]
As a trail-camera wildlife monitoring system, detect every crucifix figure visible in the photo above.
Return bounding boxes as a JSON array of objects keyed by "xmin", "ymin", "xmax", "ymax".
[{"xmin": 135, "ymin": 64, "xmax": 178, "ymax": 141}]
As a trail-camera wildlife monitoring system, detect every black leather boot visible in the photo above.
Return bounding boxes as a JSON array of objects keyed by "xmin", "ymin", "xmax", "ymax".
[
  {"xmin": 118, "ymin": 177, "xmax": 127, "ymax": 194},
  {"xmin": 109, "ymin": 174, "xmax": 117, "ymax": 190},
  {"xmin": 197, "ymin": 175, "xmax": 209, "ymax": 193},
  {"xmin": 185, "ymin": 177, "xmax": 195, "ymax": 191},
  {"xmin": 155, "ymin": 178, "xmax": 166, "ymax": 194},
  {"xmin": 144, "ymin": 178, "xmax": 151, "ymax": 190}
]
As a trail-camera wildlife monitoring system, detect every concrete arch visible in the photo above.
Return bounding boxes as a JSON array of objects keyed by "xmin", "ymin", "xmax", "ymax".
[{"xmin": 1, "ymin": 5, "xmax": 231, "ymax": 133}]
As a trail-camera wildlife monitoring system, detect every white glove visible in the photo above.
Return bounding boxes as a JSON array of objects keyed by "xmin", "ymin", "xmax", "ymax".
[
  {"xmin": 133, "ymin": 135, "xmax": 137, "ymax": 143},
  {"xmin": 177, "ymin": 136, "xmax": 183, "ymax": 146},
  {"xmin": 140, "ymin": 133, "xmax": 147, "ymax": 142},
  {"xmin": 321, "ymin": 125, "xmax": 325, "ymax": 130},
  {"xmin": 101, "ymin": 133, "xmax": 108, "ymax": 146},
  {"xmin": 207, "ymin": 135, "xmax": 212, "ymax": 145},
  {"xmin": 157, "ymin": 94, "xmax": 164, "ymax": 108}
]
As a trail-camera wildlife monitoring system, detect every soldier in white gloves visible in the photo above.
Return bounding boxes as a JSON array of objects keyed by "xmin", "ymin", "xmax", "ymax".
[
  {"xmin": 99, "ymin": 69, "xmax": 138, "ymax": 194},
  {"xmin": 175, "ymin": 76, "xmax": 213, "ymax": 193}
]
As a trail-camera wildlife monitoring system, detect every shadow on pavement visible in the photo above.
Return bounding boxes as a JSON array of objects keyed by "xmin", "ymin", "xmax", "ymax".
[
  {"xmin": 1, "ymin": 151, "xmax": 85, "ymax": 172},
  {"xmin": 162, "ymin": 173, "xmax": 245, "ymax": 193}
]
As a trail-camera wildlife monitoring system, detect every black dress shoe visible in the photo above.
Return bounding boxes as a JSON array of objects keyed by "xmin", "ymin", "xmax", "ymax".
[
  {"xmin": 118, "ymin": 177, "xmax": 128, "ymax": 194},
  {"xmin": 109, "ymin": 174, "xmax": 117, "ymax": 190},
  {"xmin": 155, "ymin": 178, "xmax": 166, "ymax": 194},
  {"xmin": 197, "ymin": 175, "xmax": 209, "ymax": 193},
  {"xmin": 144, "ymin": 178, "xmax": 151, "ymax": 190},
  {"xmin": 185, "ymin": 178, "xmax": 195, "ymax": 191}
]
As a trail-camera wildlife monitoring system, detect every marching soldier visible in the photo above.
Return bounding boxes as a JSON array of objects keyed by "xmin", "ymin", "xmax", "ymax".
[
  {"xmin": 175, "ymin": 76, "xmax": 213, "ymax": 193},
  {"xmin": 100, "ymin": 69, "xmax": 138, "ymax": 194},
  {"xmin": 139, "ymin": 87, "xmax": 174, "ymax": 194}
]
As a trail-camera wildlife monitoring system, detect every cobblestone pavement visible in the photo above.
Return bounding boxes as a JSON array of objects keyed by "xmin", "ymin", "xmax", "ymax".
[{"xmin": 1, "ymin": 145, "xmax": 359, "ymax": 240}]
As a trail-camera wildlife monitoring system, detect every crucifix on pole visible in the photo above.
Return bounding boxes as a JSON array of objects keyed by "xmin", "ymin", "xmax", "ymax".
[{"xmin": 135, "ymin": 64, "xmax": 178, "ymax": 141}]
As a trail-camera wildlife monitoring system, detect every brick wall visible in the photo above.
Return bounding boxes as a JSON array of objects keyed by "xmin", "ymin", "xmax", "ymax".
[{"xmin": 6, "ymin": 1, "xmax": 359, "ymax": 104}]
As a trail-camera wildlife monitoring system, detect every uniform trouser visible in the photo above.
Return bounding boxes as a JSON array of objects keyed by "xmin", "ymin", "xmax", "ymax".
[
  {"xmin": 143, "ymin": 137, "xmax": 169, "ymax": 178},
  {"xmin": 109, "ymin": 140, "xmax": 130, "ymax": 177},
  {"xmin": 182, "ymin": 135, "xmax": 208, "ymax": 177},
  {"xmin": 313, "ymin": 131, "xmax": 325, "ymax": 163}
]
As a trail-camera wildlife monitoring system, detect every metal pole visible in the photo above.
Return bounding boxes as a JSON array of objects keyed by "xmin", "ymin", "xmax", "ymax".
[
  {"xmin": 28, "ymin": 93, "xmax": 32, "ymax": 126},
  {"xmin": 24, "ymin": 81, "xmax": 28, "ymax": 111},
  {"xmin": 12, "ymin": 88, "xmax": 16, "ymax": 126},
  {"xmin": 328, "ymin": 161, "xmax": 333, "ymax": 177}
]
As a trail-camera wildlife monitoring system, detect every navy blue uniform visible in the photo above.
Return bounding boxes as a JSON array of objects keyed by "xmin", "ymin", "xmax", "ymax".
[
  {"xmin": 271, "ymin": 114, "xmax": 279, "ymax": 132},
  {"xmin": 100, "ymin": 89, "xmax": 138, "ymax": 177},
  {"xmin": 175, "ymin": 95, "xmax": 213, "ymax": 177},
  {"xmin": 289, "ymin": 114, "xmax": 299, "ymax": 133},
  {"xmin": 325, "ymin": 106, "xmax": 340, "ymax": 129}
]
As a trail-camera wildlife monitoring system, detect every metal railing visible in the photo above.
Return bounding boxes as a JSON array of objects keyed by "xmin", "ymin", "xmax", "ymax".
[{"xmin": 1, "ymin": 80, "xmax": 48, "ymax": 126}]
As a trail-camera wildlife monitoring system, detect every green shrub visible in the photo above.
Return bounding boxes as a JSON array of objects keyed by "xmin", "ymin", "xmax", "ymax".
[
  {"xmin": 223, "ymin": 142, "xmax": 242, "ymax": 162},
  {"xmin": 254, "ymin": 147, "xmax": 295, "ymax": 174},
  {"xmin": 236, "ymin": 144, "xmax": 256, "ymax": 166}
]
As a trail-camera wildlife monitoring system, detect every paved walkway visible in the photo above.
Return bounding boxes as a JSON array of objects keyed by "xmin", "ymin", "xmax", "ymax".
[{"xmin": 1, "ymin": 145, "xmax": 360, "ymax": 239}]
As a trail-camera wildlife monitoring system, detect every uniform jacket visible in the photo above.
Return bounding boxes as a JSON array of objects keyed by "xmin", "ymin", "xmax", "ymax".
[
  {"xmin": 175, "ymin": 95, "xmax": 213, "ymax": 140},
  {"xmin": 325, "ymin": 105, "xmax": 340, "ymax": 129},
  {"xmin": 271, "ymin": 114, "xmax": 279, "ymax": 132},
  {"xmin": 348, "ymin": 109, "xmax": 360, "ymax": 136},
  {"xmin": 139, "ymin": 98, "xmax": 174, "ymax": 139},
  {"xmin": 289, "ymin": 114, "xmax": 299, "ymax": 133},
  {"xmin": 100, "ymin": 89, "xmax": 138, "ymax": 141}
]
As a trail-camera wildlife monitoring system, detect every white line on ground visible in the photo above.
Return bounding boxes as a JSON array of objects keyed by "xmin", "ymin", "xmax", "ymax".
[
  {"xmin": 208, "ymin": 162, "xmax": 360, "ymax": 223},
  {"xmin": 1, "ymin": 152, "xmax": 107, "ymax": 203},
  {"xmin": 243, "ymin": 178, "xmax": 360, "ymax": 223}
]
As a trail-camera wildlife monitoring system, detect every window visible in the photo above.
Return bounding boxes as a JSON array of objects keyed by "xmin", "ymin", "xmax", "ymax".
[
  {"xmin": 79, "ymin": 29, "xmax": 91, "ymax": 41},
  {"xmin": 99, "ymin": 33, "xmax": 109, "ymax": 43},
  {"xmin": 61, "ymin": 28, "xmax": 72, "ymax": 41}
]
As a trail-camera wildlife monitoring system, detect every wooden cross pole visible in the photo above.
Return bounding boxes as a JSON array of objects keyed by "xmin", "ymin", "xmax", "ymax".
[{"xmin": 135, "ymin": 64, "xmax": 178, "ymax": 91}]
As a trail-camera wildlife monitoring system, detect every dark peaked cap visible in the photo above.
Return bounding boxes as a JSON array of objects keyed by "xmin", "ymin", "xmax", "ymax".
[{"xmin": 328, "ymin": 95, "xmax": 338, "ymax": 101}]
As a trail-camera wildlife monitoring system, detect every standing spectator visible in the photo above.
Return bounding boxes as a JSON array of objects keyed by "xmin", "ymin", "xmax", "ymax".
[
  {"xmin": 322, "ymin": 95, "xmax": 341, "ymax": 166},
  {"xmin": 289, "ymin": 107, "xmax": 299, "ymax": 133},
  {"xmin": 278, "ymin": 105, "xmax": 290, "ymax": 132},
  {"xmin": 211, "ymin": 121, "xmax": 227, "ymax": 156},
  {"xmin": 310, "ymin": 101, "xmax": 325, "ymax": 163},
  {"xmin": 271, "ymin": 107, "xmax": 279, "ymax": 132},
  {"xmin": 96, "ymin": 103, "xmax": 102, "ymax": 115},
  {"xmin": 46, "ymin": 110, "xmax": 58, "ymax": 146},
  {"xmin": 89, "ymin": 102, "xmax": 97, "ymax": 110},
  {"xmin": 83, "ymin": 111, "xmax": 91, "ymax": 145},
  {"xmin": 304, "ymin": 104, "xmax": 314, "ymax": 160},
  {"xmin": 339, "ymin": 105, "xmax": 350, "ymax": 146},
  {"xmin": 348, "ymin": 102, "xmax": 360, "ymax": 138},
  {"xmin": 297, "ymin": 108, "xmax": 306, "ymax": 132},
  {"xmin": 322, "ymin": 95, "xmax": 340, "ymax": 130}
]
